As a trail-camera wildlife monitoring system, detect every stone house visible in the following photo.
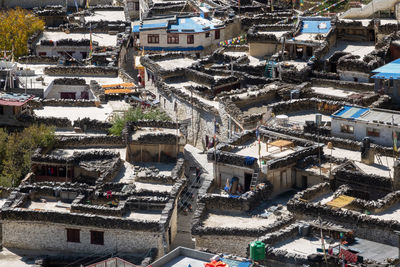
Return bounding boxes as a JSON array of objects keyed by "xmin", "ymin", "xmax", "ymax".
[
  {"xmin": 132, "ymin": 15, "xmax": 225, "ymax": 55},
  {"xmin": 0, "ymin": 93, "xmax": 34, "ymax": 126},
  {"xmin": 331, "ymin": 105, "xmax": 400, "ymax": 147},
  {"xmin": 207, "ymin": 130, "xmax": 321, "ymax": 194}
]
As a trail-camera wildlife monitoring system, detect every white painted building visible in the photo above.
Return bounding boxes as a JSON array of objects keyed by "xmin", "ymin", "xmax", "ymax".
[
  {"xmin": 35, "ymin": 31, "xmax": 118, "ymax": 60},
  {"xmin": 132, "ymin": 15, "xmax": 225, "ymax": 54},
  {"xmin": 331, "ymin": 105, "xmax": 400, "ymax": 147}
]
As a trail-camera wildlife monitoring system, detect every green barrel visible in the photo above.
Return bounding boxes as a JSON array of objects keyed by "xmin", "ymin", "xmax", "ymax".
[{"xmin": 250, "ymin": 241, "xmax": 265, "ymax": 261}]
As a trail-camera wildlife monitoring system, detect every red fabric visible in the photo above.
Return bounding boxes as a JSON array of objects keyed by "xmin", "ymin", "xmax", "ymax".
[{"xmin": 339, "ymin": 249, "xmax": 357, "ymax": 263}]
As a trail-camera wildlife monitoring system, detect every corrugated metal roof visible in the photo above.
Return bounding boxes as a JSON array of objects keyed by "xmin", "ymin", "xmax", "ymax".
[{"xmin": 372, "ymin": 58, "xmax": 400, "ymax": 79}]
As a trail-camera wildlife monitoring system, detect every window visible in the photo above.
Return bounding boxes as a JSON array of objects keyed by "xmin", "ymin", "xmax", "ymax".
[
  {"xmin": 174, "ymin": 101, "xmax": 177, "ymax": 112},
  {"xmin": 167, "ymin": 34, "xmax": 179, "ymax": 44},
  {"xmin": 66, "ymin": 229, "xmax": 80, "ymax": 243},
  {"xmin": 38, "ymin": 52, "xmax": 47, "ymax": 56},
  {"xmin": 90, "ymin": 231, "xmax": 104, "ymax": 245},
  {"xmin": 367, "ymin": 127, "xmax": 380, "ymax": 137},
  {"xmin": 148, "ymin": 34, "xmax": 159, "ymax": 44},
  {"xmin": 0, "ymin": 106, "xmax": 3, "ymax": 115},
  {"xmin": 187, "ymin": 34, "xmax": 194, "ymax": 44},
  {"xmin": 205, "ymin": 32, "xmax": 210, "ymax": 38},
  {"xmin": 340, "ymin": 124, "xmax": 354, "ymax": 134},
  {"xmin": 135, "ymin": 1, "xmax": 139, "ymax": 10},
  {"xmin": 215, "ymin": 29, "xmax": 220, "ymax": 39}
]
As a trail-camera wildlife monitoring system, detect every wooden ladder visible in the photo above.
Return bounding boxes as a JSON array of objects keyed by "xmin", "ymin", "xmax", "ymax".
[{"xmin": 250, "ymin": 169, "xmax": 259, "ymax": 191}]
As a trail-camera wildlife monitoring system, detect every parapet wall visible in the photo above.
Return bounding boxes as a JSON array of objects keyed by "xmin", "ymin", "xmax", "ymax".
[{"xmin": 44, "ymin": 66, "xmax": 118, "ymax": 77}]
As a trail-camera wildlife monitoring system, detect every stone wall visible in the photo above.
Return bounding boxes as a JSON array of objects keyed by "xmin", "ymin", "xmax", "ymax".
[
  {"xmin": 44, "ymin": 66, "xmax": 118, "ymax": 77},
  {"xmin": 55, "ymin": 136, "xmax": 124, "ymax": 149},
  {"xmin": 2, "ymin": 220, "xmax": 162, "ymax": 254},
  {"xmin": 18, "ymin": 55, "xmax": 59, "ymax": 64}
]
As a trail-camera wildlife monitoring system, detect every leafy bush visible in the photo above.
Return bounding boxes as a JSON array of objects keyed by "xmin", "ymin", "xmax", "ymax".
[{"xmin": 109, "ymin": 107, "xmax": 171, "ymax": 136}]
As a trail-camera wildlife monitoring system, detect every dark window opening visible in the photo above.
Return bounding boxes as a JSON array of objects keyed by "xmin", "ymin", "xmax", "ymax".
[
  {"xmin": 205, "ymin": 32, "xmax": 210, "ymax": 38},
  {"xmin": 67, "ymin": 228, "xmax": 80, "ymax": 243},
  {"xmin": 90, "ymin": 231, "xmax": 104, "ymax": 245},
  {"xmin": 187, "ymin": 34, "xmax": 194, "ymax": 44},
  {"xmin": 0, "ymin": 105, "xmax": 3, "ymax": 115},
  {"xmin": 215, "ymin": 29, "xmax": 220, "ymax": 39}
]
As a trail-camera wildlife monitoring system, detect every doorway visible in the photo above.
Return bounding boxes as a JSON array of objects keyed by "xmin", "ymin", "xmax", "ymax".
[
  {"xmin": 244, "ymin": 173, "xmax": 252, "ymax": 192},
  {"xmin": 301, "ymin": 175, "xmax": 308, "ymax": 189}
]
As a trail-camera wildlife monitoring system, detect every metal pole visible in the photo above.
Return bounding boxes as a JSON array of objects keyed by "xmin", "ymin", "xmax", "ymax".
[{"xmin": 191, "ymin": 87, "xmax": 194, "ymax": 144}]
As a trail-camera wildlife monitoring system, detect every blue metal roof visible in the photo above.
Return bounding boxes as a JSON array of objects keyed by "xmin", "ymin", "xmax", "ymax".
[
  {"xmin": 169, "ymin": 17, "xmax": 220, "ymax": 33},
  {"xmin": 132, "ymin": 16, "xmax": 222, "ymax": 33},
  {"xmin": 142, "ymin": 46, "xmax": 204, "ymax": 51},
  {"xmin": 371, "ymin": 73, "xmax": 400, "ymax": 79},
  {"xmin": 372, "ymin": 58, "xmax": 400, "ymax": 79},
  {"xmin": 300, "ymin": 18, "xmax": 331, "ymax": 34},
  {"xmin": 332, "ymin": 105, "xmax": 369, "ymax": 120}
]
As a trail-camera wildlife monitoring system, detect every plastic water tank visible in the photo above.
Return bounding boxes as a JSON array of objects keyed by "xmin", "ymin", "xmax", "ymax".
[{"xmin": 250, "ymin": 241, "xmax": 266, "ymax": 261}]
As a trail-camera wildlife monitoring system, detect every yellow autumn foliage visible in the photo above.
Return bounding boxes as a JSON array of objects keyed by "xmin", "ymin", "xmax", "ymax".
[{"xmin": 0, "ymin": 8, "xmax": 44, "ymax": 58}]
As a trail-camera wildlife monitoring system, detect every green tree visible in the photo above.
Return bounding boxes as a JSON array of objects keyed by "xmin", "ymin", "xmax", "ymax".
[
  {"xmin": 0, "ymin": 8, "xmax": 44, "ymax": 58},
  {"xmin": 110, "ymin": 107, "xmax": 171, "ymax": 136},
  {"xmin": 0, "ymin": 125, "xmax": 55, "ymax": 187}
]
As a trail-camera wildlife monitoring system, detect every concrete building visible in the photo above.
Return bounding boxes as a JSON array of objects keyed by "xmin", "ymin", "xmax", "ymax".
[
  {"xmin": 132, "ymin": 15, "xmax": 225, "ymax": 54},
  {"xmin": 331, "ymin": 105, "xmax": 400, "ymax": 147}
]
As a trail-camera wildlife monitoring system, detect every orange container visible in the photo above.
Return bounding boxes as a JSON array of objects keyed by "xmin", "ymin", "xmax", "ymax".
[{"xmin": 204, "ymin": 260, "xmax": 228, "ymax": 267}]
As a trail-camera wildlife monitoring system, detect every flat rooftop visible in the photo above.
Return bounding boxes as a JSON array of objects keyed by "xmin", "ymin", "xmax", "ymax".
[
  {"xmin": 311, "ymin": 86, "xmax": 362, "ymax": 98},
  {"xmin": 134, "ymin": 181, "xmax": 174, "ymax": 192},
  {"xmin": 155, "ymin": 57, "xmax": 196, "ymax": 71},
  {"xmin": 124, "ymin": 210, "xmax": 162, "ymax": 221},
  {"xmin": 34, "ymin": 105, "xmax": 113, "ymax": 122},
  {"xmin": 203, "ymin": 207, "xmax": 290, "ymax": 229},
  {"xmin": 38, "ymin": 31, "xmax": 118, "ymax": 47},
  {"xmin": 84, "ymin": 10, "xmax": 126, "ymax": 22},
  {"xmin": 287, "ymin": 110, "xmax": 331, "ymax": 125},
  {"xmin": 49, "ymin": 148, "xmax": 127, "ymax": 159},
  {"xmin": 323, "ymin": 41, "xmax": 375, "ymax": 60},
  {"xmin": 274, "ymin": 236, "xmax": 397, "ymax": 262},
  {"xmin": 223, "ymin": 51, "xmax": 265, "ymax": 66},
  {"xmin": 304, "ymin": 162, "xmax": 339, "ymax": 178},
  {"xmin": 232, "ymin": 140, "xmax": 301, "ymax": 160},
  {"xmin": 324, "ymin": 146, "xmax": 394, "ymax": 178},
  {"xmin": 130, "ymin": 127, "xmax": 178, "ymax": 141},
  {"xmin": 164, "ymin": 80, "xmax": 219, "ymax": 109},
  {"xmin": 24, "ymin": 198, "xmax": 71, "ymax": 213},
  {"xmin": 16, "ymin": 63, "xmax": 125, "ymax": 90},
  {"xmin": 371, "ymin": 202, "xmax": 400, "ymax": 221}
]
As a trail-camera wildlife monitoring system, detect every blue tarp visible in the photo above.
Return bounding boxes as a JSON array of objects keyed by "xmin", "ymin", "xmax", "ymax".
[
  {"xmin": 141, "ymin": 46, "xmax": 204, "ymax": 51},
  {"xmin": 300, "ymin": 19, "xmax": 331, "ymax": 34},
  {"xmin": 244, "ymin": 156, "xmax": 256, "ymax": 166}
]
